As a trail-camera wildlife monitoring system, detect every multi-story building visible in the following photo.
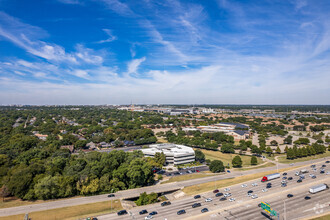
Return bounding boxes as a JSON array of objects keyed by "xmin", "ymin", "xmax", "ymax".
[{"xmin": 141, "ymin": 143, "xmax": 195, "ymax": 165}]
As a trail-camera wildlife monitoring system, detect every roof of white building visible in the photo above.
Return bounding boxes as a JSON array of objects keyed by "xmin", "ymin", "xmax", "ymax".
[{"xmin": 141, "ymin": 143, "xmax": 194, "ymax": 156}]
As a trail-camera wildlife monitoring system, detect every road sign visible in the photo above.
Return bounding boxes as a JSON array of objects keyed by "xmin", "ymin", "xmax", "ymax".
[{"xmin": 260, "ymin": 202, "xmax": 278, "ymax": 217}]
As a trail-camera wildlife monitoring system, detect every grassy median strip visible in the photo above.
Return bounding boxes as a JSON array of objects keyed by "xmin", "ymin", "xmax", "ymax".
[
  {"xmin": 310, "ymin": 213, "xmax": 330, "ymax": 220},
  {"xmin": 0, "ymin": 200, "xmax": 122, "ymax": 220},
  {"xmin": 182, "ymin": 166, "xmax": 304, "ymax": 195},
  {"xmin": 234, "ymin": 162, "xmax": 275, "ymax": 171},
  {"xmin": 161, "ymin": 172, "xmax": 219, "ymax": 184}
]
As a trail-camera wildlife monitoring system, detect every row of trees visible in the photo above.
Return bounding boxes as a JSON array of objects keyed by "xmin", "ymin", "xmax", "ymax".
[
  {"xmin": 208, "ymin": 155, "xmax": 258, "ymax": 173},
  {"xmin": 286, "ymin": 144, "xmax": 327, "ymax": 159}
]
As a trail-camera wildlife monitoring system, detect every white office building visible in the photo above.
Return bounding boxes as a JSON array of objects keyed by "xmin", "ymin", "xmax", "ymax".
[{"xmin": 141, "ymin": 143, "xmax": 195, "ymax": 165}]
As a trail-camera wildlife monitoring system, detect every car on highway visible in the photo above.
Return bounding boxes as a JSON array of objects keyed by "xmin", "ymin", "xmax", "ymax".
[
  {"xmin": 194, "ymin": 195, "xmax": 201, "ymax": 199},
  {"xmin": 287, "ymin": 194, "xmax": 293, "ymax": 198},
  {"xmin": 311, "ymin": 175, "xmax": 316, "ymax": 179},
  {"xmin": 86, "ymin": 217, "xmax": 97, "ymax": 220},
  {"xmin": 247, "ymin": 193, "xmax": 252, "ymax": 197},
  {"xmin": 281, "ymin": 183, "xmax": 287, "ymax": 187},
  {"xmin": 117, "ymin": 210, "xmax": 128, "ymax": 216},
  {"xmin": 149, "ymin": 211, "xmax": 158, "ymax": 216},
  {"xmin": 290, "ymin": 163, "xmax": 294, "ymax": 166},
  {"xmin": 304, "ymin": 196, "xmax": 311, "ymax": 200},
  {"xmin": 139, "ymin": 210, "xmax": 148, "ymax": 215},
  {"xmin": 224, "ymin": 193, "xmax": 232, "ymax": 197},
  {"xmin": 241, "ymin": 184, "xmax": 247, "ymax": 187},
  {"xmin": 251, "ymin": 194, "xmax": 258, "ymax": 199},
  {"xmin": 248, "ymin": 190, "xmax": 253, "ymax": 194},
  {"xmin": 229, "ymin": 198, "xmax": 236, "ymax": 202},
  {"xmin": 327, "ymin": 171, "xmax": 330, "ymax": 175},
  {"xmin": 227, "ymin": 170, "xmax": 231, "ymax": 173},
  {"xmin": 201, "ymin": 208, "xmax": 209, "ymax": 213},
  {"xmin": 262, "ymin": 189, "xmax": 268, "ymax": 192},
  {"xmin": 288, "ymin": 177, "xmax": 293, "ymax": 180},
  {"xmin": 192, "ymin": 203, "xmax": 201, "ymax": 208},
  {"xmin": 196, "ymin": 170, "xmax": 200, "ymax": 172},
  {"xmin": 108, "ymin": 194, "xmax": 115, "ymax": 197},
  {"xmin": 161, "ymin": 201, "xmax": 171, "ymax": 206},
  {"xmin": 177, "ymin": 210, "xmax": 186, "ymax": 215},
  {"xmin": 282, "ymin": 176, "xmax": 287, "ymax": 180},
  {"xmin": 266, "ymin": 185, "xmax": 272, "ymax": 188},
  {"xmin": 281, "ymin": 180, "xmax": 287, "ymax": 184},
  {"xmin": 224, "ymin": 188, "xmax": 230, "ymax": 191},
  {"xmin": 297, "ymin": 179, "xmax": 302, "ymax": 183},
  {"xmin": 326, "ymin": 161, "xmax": 330, "ymax": 163},
  {"xmin": 213, "ymin": 189, "xmax": 219, "ymax": 193},
  {"xmin": 215, "ymin": 192, "xmax": 224, "ymax": 197},
  {"xmin": 219, "ymin": 197, "xmax": 227, "ymax": 201},
  {"xmin": 283, "ymin": 172, "xmax": 287, "ymax": 175},
  {"xmin": 145, "ymin": 216, "xmax": 153, "ymax": 220},
  {"xmin": 311, "ymin": 165, "xmax": 316, "ymax": 168},
  {"xmin": 205, "ymin": 198, "xmax": 213, "ymax": 202},
  {"xmin": 252, "ymin": 183, "xmax": 258, "ymax": 187},
  {"xmin": 322, "ymin": 165, "xmax": 326, "ymax": 167},
  {"xmin": 320, "ymin": 171, "xmax": 325, "ymax": 174}
]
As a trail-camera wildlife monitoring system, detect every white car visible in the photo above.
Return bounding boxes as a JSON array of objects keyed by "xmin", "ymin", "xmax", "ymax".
[
  {"xmin": 281, "ymin": 180, "xmax": 287, "ymax": 184},
  {"xmin": 145, "ymin": 215, "xmax": 153, "ymax": 220},
  {"xmin": 327, "ymin": 171, "xmax": 330, "ymax": 175},
  {"xmin": 290, "ymin": 163, "xmax": 294, "ymax": 166},
  {"xmin": 251, "ymin": 194, "xmax": 258, "ymax": 199},
  {"xmin": 224, "ymin": 193, "xmax": 232, "ymax": 197},
  {"xmin": 229, "ymin": 198, "xmax": 236, "ymax": 202},
  {"xmin": 224, "ymin": 188, "xmax": 230, "ymax": 191},
  {"xmin": 205, "ymin": 198, "xmax": 213, "ymax": 202},
  {"xmin": 247, "ymin": 193, "xmax": 252, "ymax": 197},
  {"xmin": 241, "ymin": 184, "xmax": 247, "ymax": 188},
  {"xmin": 262, "ymin": 189, "xmax": 268, "ymax": 192},
  {"xmin": 252, "ymin": 183, "xmax": 258, "ymax": 187}
]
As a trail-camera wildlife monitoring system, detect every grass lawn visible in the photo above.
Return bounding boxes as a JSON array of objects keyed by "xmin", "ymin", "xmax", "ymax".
[
  {"xmin": 277, "ymin": 150, "xmax": 330, "ymax": 164},
  {"xmin": 199, "ymin": 149, "xmax": 263, "ymax": 167},
  {"xmin": 161, "ymin": 172, "xmax": 219, "ymax": 184},
  {"xmin": 0, "ymin": 200, "xmax": 122, "ymax": 220},
  {"xmin": 310, "ymin": 214, "xmax": 330, "ymax": 220},
  {"xmin": 235, "ymin": 162, "xmax": 275, "ymax": 171},
  {"xmin": 182, "ymin": 165, "xmax": 304, "ymax": 196}
]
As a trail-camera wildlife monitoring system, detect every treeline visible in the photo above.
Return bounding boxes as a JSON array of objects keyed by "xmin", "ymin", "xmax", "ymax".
[{"xmin": 286, "ymin": 144, "xmax": 327, "ymax": 159}]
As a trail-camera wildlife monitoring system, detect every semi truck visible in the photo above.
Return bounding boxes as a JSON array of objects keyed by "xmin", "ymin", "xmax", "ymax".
[
  {"xmin": 295, "ymin": 169, "xmax": 308, "ymax": 176},
  {"xmin": 309, "ymin": 184, "xmax": 328, "ymax": 194},
  {"xmin": 261, "ymin": 173, "xmax": 280, "ymax": 182}
]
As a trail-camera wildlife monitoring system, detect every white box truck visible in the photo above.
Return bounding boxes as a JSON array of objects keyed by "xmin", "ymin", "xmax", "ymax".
[
  {"xmin": 295, "ymin": 169, "xmax": 308, "ymax": 176},
  {"xmin": 261, "ymin": 173, "xmax": 280, "ymax": 182},
  {"xmin": 309, "ymin": 184, "xmax": 328, "ymax": 194}
]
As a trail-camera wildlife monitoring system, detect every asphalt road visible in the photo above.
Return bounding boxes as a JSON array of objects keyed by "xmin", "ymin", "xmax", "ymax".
[
  {"xmin": 97, "ymin": 162, "xmax": 330, "ymax": 220},
  {"xmin": 0, "ymin": 157, "xmax": 328, "ymax": 217}
]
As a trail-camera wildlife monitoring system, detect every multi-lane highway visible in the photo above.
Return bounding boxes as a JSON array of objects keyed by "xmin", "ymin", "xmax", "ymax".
[
  {"xmin": 98, "ymin": 161, "xmax": 330, "ymax": 220},
  {"xmin": 0, "ymin": 157, "xmax": 328, "ymax": 218}
]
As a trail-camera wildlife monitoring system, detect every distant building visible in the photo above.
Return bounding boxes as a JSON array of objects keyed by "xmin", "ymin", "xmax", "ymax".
[{"xmin": 141, "ymin": 143, "xmax": 195, "ymax": 165}]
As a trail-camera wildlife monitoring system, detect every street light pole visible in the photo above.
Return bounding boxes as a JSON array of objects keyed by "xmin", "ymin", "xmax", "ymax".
[{"xmin": 284, "ymin": 200, "xmax": 286, "ymax": 220}]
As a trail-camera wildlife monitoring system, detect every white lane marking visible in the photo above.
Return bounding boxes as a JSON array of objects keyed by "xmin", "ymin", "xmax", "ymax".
[{"xmin": 303, "ymin": 203, "xmax": 327, "ymax": 213}]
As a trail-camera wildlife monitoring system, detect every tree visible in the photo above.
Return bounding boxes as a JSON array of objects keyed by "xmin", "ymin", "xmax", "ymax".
[
  {"xmin": 266, "ymin": 146, "xmax": 273, "ymax": 155},
  {"xmin": 283, "ymin": 135, "xmax": 292, "ymax": 144},
  {"xmin": 284, "ymin": 146, "xmax": 289, "ymax": 153},
  {"xmin": 0, "ymin": 185, "xmax": 10, "ymax": 202},
  {"xmin": 276, "ymin": 146, "xmax": 281, "ymax": 154},
  {"xmin": 294, "ymin": 138, "xmax": 310, "ymax": 145},
  {"xmin": 232, "ymin": 155, "xmax": 242, "ymax": 168},
  {"xmin": 221, "ymin": 143, "xmax": 235, "ymax": 153},
  {"xmin": 251, "ymin": 156, "xmax": 258, "ymax": 165},
  {"xmin": 194, "ymin": 149, "xmax": 205, "ymax": 162},
  {"xmin": 286, "ymin": 148, "xmax": 294, "ymax": 159},
  {"xmin": 209, "ymin": 160, "xmax": 225, "ymax": 173},
  {"xmin": 154, "ymin": 152, "xmax": 166, "ymax": 167}
]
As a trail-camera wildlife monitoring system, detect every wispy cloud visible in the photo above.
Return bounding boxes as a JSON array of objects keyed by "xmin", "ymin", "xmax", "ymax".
[
  {"xmin": 96, "ymin": 28, "xmax": 117, "ymax": 44},
  {"xmin": 127, "ymin": 57, "xmax": 146, "ymax": 75}
]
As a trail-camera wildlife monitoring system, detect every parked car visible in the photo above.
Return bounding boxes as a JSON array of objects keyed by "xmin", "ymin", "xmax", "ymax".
[
  {"xmin": 194, "ymin": 195, "xmax": 201, "ymax": 199},
  {"xmin": 177, "ymin": 210, "xmax": 186, "ymax": 215},
  {"xmin": 201, "ymin": 208, "xmax": 209, "ymax": 213},
  {"xmin": 287, "ymin": 194, "xmax": 293, "ymax": 198},
  {"xmin": 192, "ymin": 203, "xmax": 201, "ymax": 208},
  {"xmin": 117, "ymin": 210, "xmax": 128, "ymax": 216},
  {"xmin": 139, "ymin": 210, "xmax": 148, "ymax": 215},
  {"xmin": 108, "ymin": 194, "xmax": 115, "ymax": 197}
]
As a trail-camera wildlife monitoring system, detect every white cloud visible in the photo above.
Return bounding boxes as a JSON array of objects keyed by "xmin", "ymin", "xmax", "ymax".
[
  {"xmin": 97, "ymin": 28, "xmax": 117, "ymax": 44},
  {"xmin": 127, "ymin": 57, "xmax": 146, "ymax": 75}
]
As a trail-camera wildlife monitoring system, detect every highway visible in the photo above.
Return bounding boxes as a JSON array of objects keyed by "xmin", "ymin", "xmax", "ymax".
[
  {"xmin": 97, "ymin": 161, "xmax": 330, "ymax": 220},
  {"xmin": 0, "ymin": 157, "xmax": 328, "ymax": 217}
]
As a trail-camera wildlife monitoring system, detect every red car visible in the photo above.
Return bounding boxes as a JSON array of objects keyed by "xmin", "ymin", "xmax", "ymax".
[
  {"xmin": 213, "ymin": 189, "xmax": 219, "ymax": 193},
  {"xmin": 196, "ymin": 170, "xmax": 200, "ymax": 172}
]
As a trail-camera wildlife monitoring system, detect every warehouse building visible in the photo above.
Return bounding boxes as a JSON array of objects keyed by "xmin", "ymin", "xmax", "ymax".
[{"xmin": 141, "ymin": 143, "xmax": 195, "ymax": 165}]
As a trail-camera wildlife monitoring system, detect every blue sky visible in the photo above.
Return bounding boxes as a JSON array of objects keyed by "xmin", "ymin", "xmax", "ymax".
[{"xmin": 0, "ymin": 0, "xmax": 329, "ymax": 105}]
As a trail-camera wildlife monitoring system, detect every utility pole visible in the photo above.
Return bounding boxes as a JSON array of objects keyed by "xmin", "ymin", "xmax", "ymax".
[{"xmin": 284, "ymin": 200, "xmax": 286, "ymax": 220}]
